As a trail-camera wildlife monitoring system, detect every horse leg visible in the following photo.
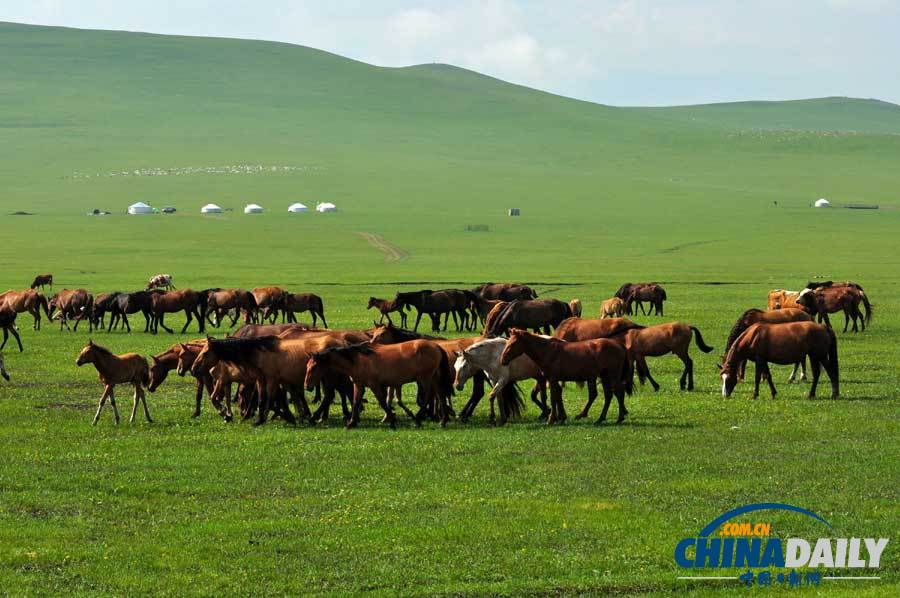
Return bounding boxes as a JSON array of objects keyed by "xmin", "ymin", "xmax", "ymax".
[
  {"xmin": 108, "ymin": 386, "xmax": 120, "ymax": 424},
  {"xmin": 546, "ymin": 381, "xmax": 562, "ymax": 424},
  {"xmin": 159, "ymin": 313, "xmax": 173, "ymax": 334},
  {"xmin": 347, "ymin": 384, "xmax": 365, "ymax": 428},
  {"xmin": 752, "ymin": 360, "xmax": 763, "ymax": 399},
  {"xmin": 676, "ymin": 350, "xmax": 693, "ymax": 390},
  {"xmin": 92, "ymin": 385, "xmax": 111, "ymax": 426},
  {"xmin": 640, "ymin": 357, "xmax": 659, "ymax": 391},
  {"xmin": 180, "ymin": 309, "xmax": 193, "ymax": 334},
  {"xmin": 413, "ymin": 310, "xmax": 423, "ymax": 332},
  {"xmin": 824, "ymin": 355, "xmax": 839, "ymax": 399},
  {"xmin": 129, "ymin": 383, "xmax": 141, "ymax": 423},
  {"xmin": 577, "ymin": 380, "xmax": 598, "ymax": 419},
  {"xmin": 373, "ymin": 386, "xmax": 396, "ymax": 429},
  {"xmin": 531, "ymin": 378, "xmax": 550, "ymax": 419},
  {"xmin": 808, "ymin": 356, "xmax": 821, "ymax": 399},
  {"xmin": 761, "ymin": 362, "xmax": 776, "ymax": 399},
  {"xmin": 596, "ymin": 376, "xmax": 614, "ymax": 424}
]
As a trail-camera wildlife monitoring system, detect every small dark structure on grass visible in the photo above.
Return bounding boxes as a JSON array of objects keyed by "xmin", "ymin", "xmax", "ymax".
[{"xmin": 508, "ymin": 208, "xmax": 520, "ymax": 216}]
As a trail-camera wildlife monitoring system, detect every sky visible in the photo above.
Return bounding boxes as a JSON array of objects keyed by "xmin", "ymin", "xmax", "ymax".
[{"xmin": 2, "ymin": 0, "xmax": 899, "ymax": 106}]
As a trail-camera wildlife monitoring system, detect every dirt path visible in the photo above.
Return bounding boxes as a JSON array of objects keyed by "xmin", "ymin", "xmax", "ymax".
[{"xmin": 357, "ymin": 232, "xmax": 409, "ymax": 262}]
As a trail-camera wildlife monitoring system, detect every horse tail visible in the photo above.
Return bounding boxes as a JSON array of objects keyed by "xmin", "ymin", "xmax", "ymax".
[
  {"xmin": 38, "ymin": 294, "xmax": 51, "ymax": 320},
  {"xmin": 860, "ymin": 291, "xmax": 873, "ymax": 325},
  {"xmin": 690, "ymin": 326, "xmax": 714, "ymax": 353},
  {"xmin": 140, "ymin": 361, "xmax": 151, "ymax": 389},
  {"xmin": 827, "ymin": 326, "xmax": 839, "ymax": 379},
  {"xmin": 622, "ymin": 350, "xmax": 634, "ymax": 396},
  {"xmin": 659, "ymin": 287, "xmax": 667, "ymax": 301},
  {"xmin": 438, "ymin": 350, "xmax": 454, "ymax": 400},
  {"xmin": 497, "ymin": 382, "xmax": 524, "ymax": 421}
]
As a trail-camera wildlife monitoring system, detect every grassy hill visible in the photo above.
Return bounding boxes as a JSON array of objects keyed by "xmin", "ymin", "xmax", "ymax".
[{"xmin": 0, "ymin": 22, "xmax": 898, "ymax": 596}]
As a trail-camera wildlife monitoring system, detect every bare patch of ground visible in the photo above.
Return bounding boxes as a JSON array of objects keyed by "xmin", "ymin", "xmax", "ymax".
[{"xmin": 357, "ymin": 232, "xmax": 409, "ymax": 262}]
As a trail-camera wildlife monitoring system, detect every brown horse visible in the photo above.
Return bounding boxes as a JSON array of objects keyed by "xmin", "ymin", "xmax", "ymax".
[
  {"xmin": 599, "ymin": 297, "xmax": 626, "ymax": 319},
  {"xmin": 500, "ymin": 328, "xmax": 631, "ymax": 425},
  {"xmin": 49, "ymin": 289, "xmax": 94, "ymax": 331},
  {"xmin": 147, "ymin": 341, "xmax": 231, "ymax": 420},
  {"xmin": 149, "ymin": 289, "xmax": 205, "ymax": 334},
  {"xmin": 471, "ymin": 283, "xmax": 537, "ymax": 301},
  {"xmin": 395, "ymin": 289, "xmax": 474, "ymax": 332},
  {"xmin": 484, "ymin": 299, "xmax": 572, "ymax": 337},
  {"xmin": 619, "ymin": 322, "xmax": 713, "ymax": 391},
  {"xmin": 367, "ymin": 297, "xmax": 408, "ymax": 328},
  {"xmin": 251, "ymin": 287, "xmax": 288, "ymax": 323},
  {"xmin": 108, "ymin": 290, "xmax": 163, "ymax": 332},
  {"xmin": 232, "ymin": 322, "xmax": 323, "ymax": 338},
  {"xmin": 554, "ymin": 317, "xmax": 642, "ymax": 342},
  {"xmin": 798, "ymin": 286, "xmax": 872, "ymax": 332},
  {"xmin": 0, "ymin": 309, "xmax": 23, "ymax": 352},
  {"xmin": 75, "ymin": 340, "xmax": 151, "ymax": 425},
  {"xmin": 617, "ymin": 283, "xmax": 666, "ymax": 316},
  {"xmin": 305, "ymin": 340, "xmax": 454, "ymax": 428},
  {"xmin": 282, "ymin": 293, "xmax": 328, "ymax": 328},
  {"xmin": 204, "ymin": 289, "xmax": 258, "ymax": 327},
  {"xmin": 0, "ymin": 289, "xmax": 51, "ymax": 330},
  {"xmin": 725, "ymin": 308, "xmax": 812, "ymax": 382},
  {"xmin": 721, "ymin": 322, "xmax": 838, "ymax": 399},
  {"xmin": 30, "ymin": 273, "xmax": 53, "ymax": 291},
  {"xmin": 177, "ymin": 341, "xmax": 260, "ymax": 421},
  {"xmin": 469, "ymin": 295, "xmax": 503, "ymax": 330}
]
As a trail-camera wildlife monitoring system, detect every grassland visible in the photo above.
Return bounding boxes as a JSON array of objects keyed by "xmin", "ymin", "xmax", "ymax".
[{"xmin": 0, "ymin": 21, "xmax": 898, "ymax": 596}]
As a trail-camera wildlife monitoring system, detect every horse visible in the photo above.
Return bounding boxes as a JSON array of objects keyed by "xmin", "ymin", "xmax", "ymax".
[
  {"xmin": 0, "ymin": 309, "xmax": 22, "ymax": 352},
  {"xmin": 471, "ymin": 283, "xmax": 537, "ymax": 301},
  {"xmin": 204, "ymin": 289, "xmax": 258, "ymax": 328},
  {"xmin": 367, "ymin": 297, "xmax": 408, "ymax": 328},
  {"xmin": 484, "ymin": 299, "xmax": 572, "ymax": 337},
  {"xmin": 305, "ymin": 340, "xmax": 454, "ymax": 428},
  {"xmin": 147, "ymin": 340, "xmax": 229, "ymax": 420},
  {"xmin": 798, "ymin": 285, "xmax": 872, "ymax": 333},
  {"xmin": 0, "ymin": 289, "xmax": 51, "ymax": 330},
  {"xmin": 251, "ymin": 287, "xmax": 288, "ymax": 323},
  {"xmin": 725, "ymin": 308, "xmax": 812, "ymax": 383},
  {"xmin": 554, "ymin": 317, "xmax": 643, "ymax": 341},
  {"xmin": 766, "ymin": 289, "xmax": 811, "ymax": 311},
  {"xmin": 0, "ymin": 352, "xmax": 8, "ymax": 381},
  {"xmin": 75, "ymin": 340, "xmax": 151, "ymax": 425},
  {"xmin": 232, "ymin": 323, "xmax": 326, "ymax": 338},
  {"xmin": 599, "ymin": 297, "xmax": 626, "ymax": 319},
  {"xmin": 721, "ymin": 322, "xmax": 838, "ymax": 400},
  {"xmin": 149, "ymin": 289, "xmax": 205, "ymax": 334},
  {"xmin": 469, "ymin": 295, "xmax": 503, "ymax": 330},
  {"xmin": 625, "ymin": 284, "xmax": 667, "ymax": 316},
  {"xmin": 48, "ymin": 289, "xmax": 94, "ymax": 331},
  {"xmin": 30, "ymin": 274, "xmax": 53, "ymax": 291},
  {"xmin": 177, "ymin": 340, "xmax": 262, "ymax": 421},
  {"xmin": 568, "ymin": 299, "xmax": 583, "ymax": 318},
  {"xmin": 500, "ymin": 328, "xmax": 631, "ymax": 425},
  {"xmin": 146, "ymin": 274, "xmax": 175, "ymax": 290},
  {"xmin": 90, "ymin": 292, "xmax": 118, "ymax": 330},
  {"xmin": 395, "ymin": 289, "xmax": 473, "ymax": 332},
  {"xmin": 453, "ymin": 337, "xmax": 550, "ymax": 423},
  {"xmin": 282, "ymin": 293, "xmax": 328, "ymax": 328},
  {"xmin": 618, "ymin": 322, "xmax": 713, "ymax": 391},
  {"xmin": 108, "ymin": 290, "xmax": 162, "ymax": 332}
]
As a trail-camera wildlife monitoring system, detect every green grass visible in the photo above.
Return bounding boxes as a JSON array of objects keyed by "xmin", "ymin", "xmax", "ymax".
[{"xmin": 0, "ymin": 21, "xmax": 897, "ymax": 596}]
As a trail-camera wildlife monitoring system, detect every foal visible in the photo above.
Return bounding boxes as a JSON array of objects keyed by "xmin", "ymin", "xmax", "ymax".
[
  {"xmin": 367, "ymin": 297, "xmax": 408, "ymax": 328},
  {"xmin": 75, "ymin": 340, "xmax": 151, "ymax": 425}
]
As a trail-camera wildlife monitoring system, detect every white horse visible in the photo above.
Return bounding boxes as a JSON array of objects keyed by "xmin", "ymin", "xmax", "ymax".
[
  {"xmin": 0, "ymin": 352, "xmax": 8, "ymax": 381},
  {"xmin": 454, "ymin": 337, "xmax": 549, "ymax": 421},
  {"xmin": 146, "ymin": 274, "xmax": 175, "ymax": 291}
]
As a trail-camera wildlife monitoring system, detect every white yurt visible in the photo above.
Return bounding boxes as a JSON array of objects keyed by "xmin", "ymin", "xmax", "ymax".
[
  {"xmin": 316, "ymin": 202, "xmax": 337, "ymax": 213},
  {"xmin": 128, "ymin": 201, "xmax": 153, "ymax": 215},
  {"xmin": 287, "ymin": 202, "xmax": 309, "ymax": 213},
  {"xmin": 201, "ymin": 203, "xmax": 223, "ymax": 214},
  {"xmin": 244, "ymin": 203, "xmax": 264, "ymax": 214},
  {"xmin": 814, "ymin": 198, "xmax": 831, "ymax": 208}
]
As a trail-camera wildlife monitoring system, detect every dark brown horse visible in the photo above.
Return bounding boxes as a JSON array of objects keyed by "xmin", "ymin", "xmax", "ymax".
[
  {"xmin": 0, "ymin": 308, "xmax": 23, "ymax": 352},
  {"xmin": 484, "ymin": 299, "xmax": 572, "ymax": 337},
  {"xmin": 282, "ymin": 293, "xmax": 327, "ymax": 328},
  {"xmin": 395, "ymin": 289, "xmax": 473, "ymax": 332},
  {"xmin": 798, "ymin": 285, "xmax": 872, "ymax": 332},
  {"xmin": 616, "ymin": 283, "xmax": 667, "ymax": 316},
  {"xmin": 150, "ymin": 289, "xmax": 206, "ymax": 334},
  {"xmin": 500, "ymin": 328, "xmax": 631, "ymax": 425},
  {"xmin": 472, "ymin": 283, "xmax": 537, "ymax": 301},
  {"xmin": 49, "ymin": 289, "xmax": 94, "ymax": 331},
  {"xmin": 725, "ymin": 308, "xmax": 812, "ymax": 382},
  {"xmin": 367, "ymin": 297, "xmax": 408, "ymax": 328},
  {"xmin": 108, "ymin": 290, "xmax": 163, "ymax": 332},
  {"xmin": 0, "ymin": 289, "xmax": 51, "ymax": 330},
  {"xmin": 30, "ymin": 273, "xmax": 53, "ymax": 291},
  {"xmin": 204, "ymin": 289, "xmax": 258, "ymax": 327},
  {"xmin": 721, "ymin": 322, "xmax": 838, "ymax": 399}
]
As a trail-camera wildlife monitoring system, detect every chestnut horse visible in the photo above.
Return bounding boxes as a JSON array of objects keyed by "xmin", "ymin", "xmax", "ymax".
[
  {"xmin": 615, "ymin": 283, "xmax": 666, "ymax": 315},
  {"xmin": 725, "ymin": 308, "xmax": 812, "ymax": 382},
  {"xmin": 554, "ymin": 317, "xmax": 642, "ymax": 342},
  {"xmin": 599, "ymin": 297, "xmax": 626, "ymax": 319},
  {"xmin": 30, "ymin": 273, "xmax": 53, "ymax": 291},
  {"xmin": 367, "ymin": 297, "xmax": 408, "ymax": 328},
  {"xmin": 721, "ymin": 322, "xmax": 838, "ymax": 399},
  {"xmin": 305, "ymin": 340, "xmax": 454, "ymax": 428},
  {"xmin": 148, "ymin": 341, "xmax": 230, "ymax": 420},
  {"xmin": 484, "ymin": 299, "xmax": 572, "ymax": 337},
  {"xmin": 798, "ymin": 285, "xmax": 872, "ymax": 333},
  {"xmin": 75, "ymin": 340, "xmax": 151, "ymax": 425},
  {"xmin": 149, "ymin": 289, "xmax": 205, "ymax": 334},
  {"xmin": 282, "ymin": 293, "xmax": 328, "ymax": 328},
  {"xmin": 251, "ymin": 286, "xmax": 288, "ymax": 323},
  {"xmin": 204, "ymin": 289, "xmax": 258, "ymax": 328},
  {"xmin": 500, "ymin": 328, "xmax": 631, "ymax": 425},
  {"xmin": 471, "ymin": 283, "xmax": 537, "ymax": 301},
  {"xmin": 618, "ymin": 322, "xmax": 713, "ymax": 391},
  {"xmin": 0, "ymin": 289, "xmax": 51, "ymax": 330},
  {"xmin": 49, "ymin": 289, "xmax": 94, "ymax": 331},
  {"xmin": 0, "ymin": 309, "xmax": 23, "ymax": 352}
]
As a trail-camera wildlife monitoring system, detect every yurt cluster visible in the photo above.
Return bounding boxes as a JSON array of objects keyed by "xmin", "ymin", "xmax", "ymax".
[{"xmin": 126, "ymin": 201, "xmax": 337, "ymax": 215}]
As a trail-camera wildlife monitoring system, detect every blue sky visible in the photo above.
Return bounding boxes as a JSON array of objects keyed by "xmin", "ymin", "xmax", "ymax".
[{"xmin": 2, "ymin": 0, "xmax": 899, "ymax": 106}]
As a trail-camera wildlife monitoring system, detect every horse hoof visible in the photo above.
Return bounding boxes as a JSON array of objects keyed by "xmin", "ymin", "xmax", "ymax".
[{"xmin": 594, "ymin": 418, "xmax": 606, "ymax": 426}]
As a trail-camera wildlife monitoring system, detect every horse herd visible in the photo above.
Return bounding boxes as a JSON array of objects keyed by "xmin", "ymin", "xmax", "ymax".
[{"xmin": 1, "ymin": 275, "xmax": 873, "ymax": 428}]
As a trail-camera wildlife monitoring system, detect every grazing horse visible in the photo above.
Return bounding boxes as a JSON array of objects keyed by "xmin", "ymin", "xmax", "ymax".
[
  {"xmin": 568, "ymin": 299, "xmax": 582, "ymax": 318},
  {"xmin": 48, "ymin": 289, "xmax": 94, "ymax": 331},
  {"xmin": 500, "ymin": 328, "xmax": 631, "ymax": 425},
  {"xmin": 0, "ymin": 352, "xmax": 8, "ymax": 381},
  {"xmin": 0, "ymin": 309, "xmax": 23, "ymax": 352},
  {"xmin": 767, "ymin": 289, "xmax": 812, "ymax": 311},
  {"xmin": 453, "ymin": 337, "xmax": 550, "ymax": 423},
  {"xmin": 599, "ymin": 297, "xmax": 626, "ymax": 319},
  {"xmin": 75, "ymin": 340, "xmax": 151, "ymax": 425},
  {"xmin": 725, "ymin": 308, "xmax": 812, "ymax": 382},
  {"xmin": 305, "ymin": 340, "xmax": 454, "ymax": 428},
  {"xmin": 0, "ymin": 289, "xmax": 51, "ymax": 330},
  {"xmin": 395, "ymin": 289, "xmax": 473, "ymax": 332},
  {"xmin": 367, "ymin": 297, "xmax": 408, "ymax": 328},
  {"xmin": 471, "ymin": 283, "xmax": 537, "ymax": 301},
  {"xmin": 282, "ymin": 293, "xmax": 328, "ymax": 328},
  {"xmin": 618, "ymin": 322, "xmax": 713, "ymax": 391},
  {"xmin": 798, "ymin": 286, "xmax": 872, "ymax": 333},
  {"xmin": 721, "ymin": 322, "xmax": 838, "ymax": 399},
  {"xmin": 30, "ymin": 274, "xmax": 53, "ymax": 291},
  {"xmin": 625, "ymin": 284, "xmax": 667, "ymax": 316},
  {"xmin": 150, "ymin": 289, "xmax": 205, "ymax": 334},
  {"xmin": 484, "ymin": 299, "xmax": 572, "ymax": 337},
  {"xmin": 204, "ymin": 289, "xmax": 258, "ymax": 328},
  {"xmin": 108, "ymin": 290, "xmax": 161, "ymax": 332},
  {"xmin": 251, "ymin": 287, "xmax": 288, "ymax": 323},
  {"xmin": 146, "ymin": 274, "xmax": 175, "ymax": 290}
]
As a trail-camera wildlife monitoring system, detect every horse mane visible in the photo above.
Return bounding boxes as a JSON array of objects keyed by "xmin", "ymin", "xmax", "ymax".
[
  {"xmin": 725, "ymin": 308, "xmax": 764, "ymax": 351},
  {"xmin": 723, "ymin": 324, "xmax": 757, "ymax": 370},
  {"xmin": 312, "ymin": 342, "xmax": 374, "ymax": 360},
  {"xmin": 207, "ymin": 336, "xmax": 278, "ymax": 363},
  {"xmin": 484, "ymin": 300, "xmax": 516, "ymax": 337},
  {"xmin": 88, "ymin": 343, "xmax": 114, "ymax": 356}
]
